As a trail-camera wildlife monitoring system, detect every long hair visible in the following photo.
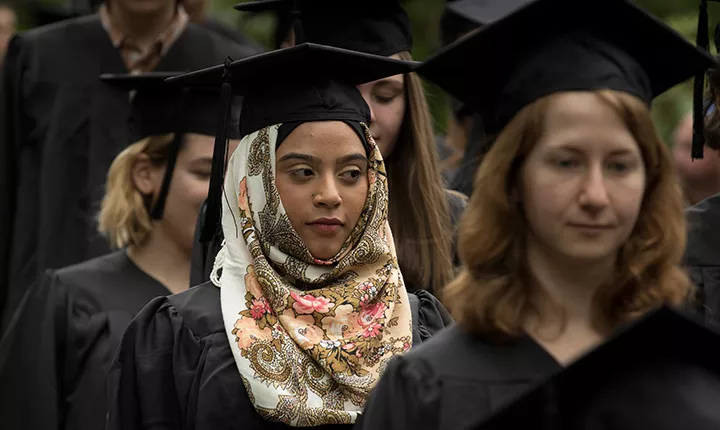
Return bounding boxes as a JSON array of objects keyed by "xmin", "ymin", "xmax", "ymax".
[
  {"xmin": 443, "ymin": 90, "xmax": 692, "ymax": 341},
  {"xmin": 385, "ymin": 51, "xmax": 455, "ymax": 293},
  {"xmin": 98, "ymin": 133, "xmax": 177, "ymax": 249}
]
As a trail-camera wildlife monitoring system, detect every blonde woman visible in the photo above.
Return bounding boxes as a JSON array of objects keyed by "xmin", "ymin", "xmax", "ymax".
[
  {"xmin": 0, "ymin": 73, "xmax": 241, "ymax": 430},
  {"xmin": 360, "ymin": 0, "xmax": 714, "ymax": 428}
]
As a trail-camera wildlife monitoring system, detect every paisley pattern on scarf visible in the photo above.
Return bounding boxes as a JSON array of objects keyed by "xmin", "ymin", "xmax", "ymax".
[{"xmin": 216, "ymin": 123, "xmax": 412, "ymax": 426}]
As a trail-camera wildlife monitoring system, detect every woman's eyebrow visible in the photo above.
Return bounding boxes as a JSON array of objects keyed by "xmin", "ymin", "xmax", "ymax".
[{"xmin": 277, "ymin": 153, "xmax": 320, "ymax": 164}]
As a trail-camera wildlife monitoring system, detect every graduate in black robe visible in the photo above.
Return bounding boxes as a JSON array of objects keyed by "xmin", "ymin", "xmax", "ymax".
[
  {"xmin": 0, "ymin": 6, "xmax": 261, "ymax": 326},
  {"xmin": 358, "ymin": 0, "xmax": 715, "ymax": 428},
  {"xmin": 0, "ymin": 72, "xmax": 243, "ymax": 430},
  {"xmin": 471, "ymin": 308, "xmax": 720, "ymax": 430},
  {"xmin": 108, "ymin": 44, "xmax": 452, "ymax": 430}
]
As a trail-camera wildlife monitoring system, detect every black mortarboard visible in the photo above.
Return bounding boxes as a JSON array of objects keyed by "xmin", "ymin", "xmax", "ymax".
[
  {"xmin": 101, "ymin": 72, "xmax": 242, "ymax": 219},
  {"xmin": 234, "ymin": 0, "xmax": 413, "ymax": 56},
  {"xmin": 166, "ymin": 43, "xmax": 418, "ymax": 243},
  {"xmin": 472, "ymin": 307, "xmax": 720, "ymax": 430},
  {"xmin": 419, "ymin": 0, "xmax": 717, "ymax": 149},
  {"xmin": 444, "ymin": 0, "xmax": 531, "ymax": 28}
]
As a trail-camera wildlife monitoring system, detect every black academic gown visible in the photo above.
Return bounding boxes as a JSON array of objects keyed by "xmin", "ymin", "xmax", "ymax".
[
  {"xmin": 685, "ymin": 193, "xmax": 720, "ymax": 323},
  {"xmin": 0, "ymin": 14, "xmax": 261, "ymax": 326},
  {"xmin": 0, "ymin": 251, "xmax": 170, "ymax": 430},
  {"xmin": 108, "ymin": 283, "xmax": 452, "ymax": 430},
  {"xmin": 358, "ymin": 325, "xmax": 563, "ymax": 430}
]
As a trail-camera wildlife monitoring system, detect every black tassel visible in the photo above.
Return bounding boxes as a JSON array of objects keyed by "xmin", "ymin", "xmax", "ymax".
[
  {"xmin": 291, "ymin": 0, "xmax": 305, "ymax": 44},
  {"xmin": 150, "ymin": 88, "xmax": 188, "ymax": 219},
  {"xmin": 200, "ymin": 57, "xmax": 234, "ymax": 244},
  {"xmin": 693, "ymin": 0, "xmax": 710, "ymax": 160}
]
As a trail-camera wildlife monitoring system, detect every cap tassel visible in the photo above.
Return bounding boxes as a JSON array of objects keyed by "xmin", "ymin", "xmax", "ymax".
[
  {"xmin": 291, "ymin": 0, "xmax": 305, "ymax": 44},
  {"xmin": 150, "ymin": 88, "xmax": 189, "ymax": 219},
  {"xmin": 200, "ymin": 57, "xmax": 234, "ymax": 244},
  {"xmin": 693, "ymin": 0, "xmax": 710, "ymax": 160}
]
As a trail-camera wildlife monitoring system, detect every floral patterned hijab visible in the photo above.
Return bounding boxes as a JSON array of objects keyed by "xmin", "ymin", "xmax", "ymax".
[{"xmin": 213, "ymin": 122, "xmax": 413, "ymax": 426}]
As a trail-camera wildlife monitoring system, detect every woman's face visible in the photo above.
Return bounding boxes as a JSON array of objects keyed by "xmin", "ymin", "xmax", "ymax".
[
  {"xmin": 357, "ymin": 54, "xmax": 406, "ymax": 158},
  {"xmin": 275, "ymin": 121, "xmax": 369, "ymax": 260},
  {"xmin": 520, "ymin": 92, "xmax": 646, "ymax": 265},
  {"xmin": 149, "ymin": 134, "xmax": 239, "ymax": 256}
]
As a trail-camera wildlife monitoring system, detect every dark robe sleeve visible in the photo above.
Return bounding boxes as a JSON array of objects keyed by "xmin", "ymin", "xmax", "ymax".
[
  {"xmin": 358, "ymin": 356, "xmax": 444, "ymax": 430},
  {"xmin": 0, "ymin": 268, "xmax": 122, "ymax": 430},
  {"xmin": 410, "ymin": 290, "xmax": 453, "ymax": 345},
  {"xmin": 0, "ymin": 34, "xmax": 27, "ymax": 325},
  {"xmin": 0, "ymin": 270, "xmax": 63, "ymax": 429},
  {"xmin": 108, "ymin": 297, "xmax": 190, "ymax": 430}
]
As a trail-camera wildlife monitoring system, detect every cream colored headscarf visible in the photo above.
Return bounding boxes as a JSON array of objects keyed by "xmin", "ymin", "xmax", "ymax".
[{"xmin": 213, "ymin": 122, "xmax": 412, "ymax": 426}]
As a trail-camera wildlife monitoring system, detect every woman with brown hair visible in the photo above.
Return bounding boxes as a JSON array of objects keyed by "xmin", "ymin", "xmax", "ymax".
[
  {"xmin": 0, "ymin": 73, "xmax": 241, "ymax": 430},
  {"xmin": 359, "ymin": 0, "xmax": 715, "ymax": 429}
]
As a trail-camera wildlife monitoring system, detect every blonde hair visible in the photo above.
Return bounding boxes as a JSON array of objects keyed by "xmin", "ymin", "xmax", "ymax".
[
  {"xmin": 443, "ymin": 90, "xmax": 692, "ymax": 341},
  {"xmin": 387, "ymin": 51, "xmax": 455, "ymax": 293},
  {"xmin": 98, "ymin": 133, "xmax": 176, "ymax": 249}
]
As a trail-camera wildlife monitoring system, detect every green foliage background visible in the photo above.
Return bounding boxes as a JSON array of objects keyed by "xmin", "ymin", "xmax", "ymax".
[{"xmin": 12, "ymin": 0, "xmax": 720, "ymax": 144}]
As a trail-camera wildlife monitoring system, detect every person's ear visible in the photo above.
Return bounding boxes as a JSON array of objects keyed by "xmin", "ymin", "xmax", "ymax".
[{"xmin": 132, "ymin": 153, "xmax": 160, "ymax": 196}]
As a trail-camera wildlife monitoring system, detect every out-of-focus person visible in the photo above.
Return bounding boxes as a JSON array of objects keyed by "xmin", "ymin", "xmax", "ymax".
[
  {"xmin": 673, "ymin": 112, "xmax": 720, "ymax": 206},
  {"xmin": 0, "ymin": 3, "xmax": 15, "ymax": 65},
  {"xmin": 0, "ymin": 0, "xmax": 260, "ymax": 327}
]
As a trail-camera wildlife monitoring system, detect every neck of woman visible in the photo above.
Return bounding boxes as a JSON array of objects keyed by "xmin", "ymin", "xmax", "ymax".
[
  {"xmin": 127, "ymin": 225, "xmax": 191, "ymax": 295},
  {"xmin": 523, "ymin": 240, "xmax": 615, "ymax": 364},
  {"xmin": 108, "ymin": 1, "xmax": 177, "ymax": 48}
]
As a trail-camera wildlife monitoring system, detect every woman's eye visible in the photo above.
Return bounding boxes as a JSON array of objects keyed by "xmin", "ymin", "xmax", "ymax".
[
  {"xmin": 375, "ymin": 93, "xmax": 399, "ymax": 104},
  {"xmin": 289, "ymin": 168, "xmax": 315, "ymax": 179},
  {"xmin": 552, "ymin": 158, "xmax": 579, "ymax": 169},
  {"xmin": 193, "ymin": 170, "xmax": 212, "ymax": 179},
  {"xmin": 340, "ymin": 169, "xmax": 362, "ymax": 181},
  {"xmin": 606, "ymin": 161, "xmax": 633, "ymax": 173}
]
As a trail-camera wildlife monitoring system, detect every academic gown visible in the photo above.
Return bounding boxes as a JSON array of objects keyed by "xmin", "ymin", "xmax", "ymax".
[
  {"xmin": 685, "ymin": 193, "xmax": 720, "ymax": 323},
  {"xmin": 358, "ymin": 324, "xmax": 563, "ymax": 430},
  {"xmin": 0, "ymin": 250, "xmax": 170, "ymax": 430},
  {"xmin": 107, "ymin": 282, "xmax": 453, "ymax": 430},
  {"xmin": 0, "ymin": 14, "xmax": 261, "ymax": 326}
]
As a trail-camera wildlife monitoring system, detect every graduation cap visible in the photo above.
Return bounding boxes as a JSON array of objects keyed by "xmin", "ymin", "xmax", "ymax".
[
  {"xmin": 101, "ymin": 72, "xmax": 242, "ymax": 220},
  {"xmin": 419, "ymin": 0, "xmax": 717, "ymax": 155},
  {"xmin": 471, "ymin": 307, "xmax": 720, "ymax": 430},
  {"xmin": 166, "ymin": 43, "xmax": 418, "ymax": 243},
  {"xmin": 444, "ymin": 0, "xmax": 531, "ymax": 28},
  {"xmin": 233, "ymin": 0, "xmax": 413, "ymax": 56}
]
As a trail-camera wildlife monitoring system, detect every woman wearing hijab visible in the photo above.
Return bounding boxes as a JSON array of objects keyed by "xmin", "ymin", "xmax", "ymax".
[
  {"xmin": 224, "ymin": 0, "xmax": 464, "ymax": 295},
  {"xmin": 107, "ymin": 44, "xmax": 451, "ymax": 430},
  {"xmin": 359, "ymin": 0, "xmax": 716, "ymax": 429},
  {"xmin": 0, "ymin": 73, "xmax": 241, "ymax": 430}
]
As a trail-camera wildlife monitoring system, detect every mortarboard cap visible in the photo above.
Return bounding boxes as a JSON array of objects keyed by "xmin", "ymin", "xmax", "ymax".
[
  {"xmin": 101, "ymin": 72, "xmax": 242, "ymax": 219},
  {"xmin": 167, "ymin": 43, "xmax": 417, "ymax": 243},
  {"xmin": 419, "ymin": 0, "xmax": 717, "ymax": 143},
  {"xmin": 471, "ymin": 307, "xmax": 720, "ymax": 430},
  {"xmin": 445, "ymin": 0, "xmax": 531, "ymax": 27},
  {"xmin": 101, "ymin": 72, "xmax": 242, "ymax": 142},
  {"xmin": 234, "ymin": 0, "xmax": 413, "ymax": 56}
]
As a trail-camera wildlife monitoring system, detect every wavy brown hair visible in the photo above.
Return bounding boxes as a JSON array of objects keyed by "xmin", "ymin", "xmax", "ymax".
[
  {"xmin": 386, "ymin": 51, "xmax": 455, "ymax": 293},
  {"xmin": 443, "ymin": 90, "xmax": 692, "ymax": 341}
]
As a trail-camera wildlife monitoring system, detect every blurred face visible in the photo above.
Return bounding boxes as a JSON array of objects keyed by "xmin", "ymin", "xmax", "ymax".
[
  {"xmin": 0, "ymin": 7, "xmax": 16, "ymax": 61},
  {"xmin": 672, "ymin": 113, "xmax": 720, "ymax": 204},
  {"xmin": 137, "ymin": 134, "xmax": 240, "ymax": 255},
  {"xmin": 110, "ymin": 0, "xmax": 176, "ymax": 15},
  {"xmin": 275, "ymin": 121, "xmax": 369, "ymax": 260},
  {"xmin": 357, "ymin": 54, "xmax": 406, "ymax": 157},
  {"xmin": 520, "ymin": 92, "xmax": 646, "ymax": 264}
]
